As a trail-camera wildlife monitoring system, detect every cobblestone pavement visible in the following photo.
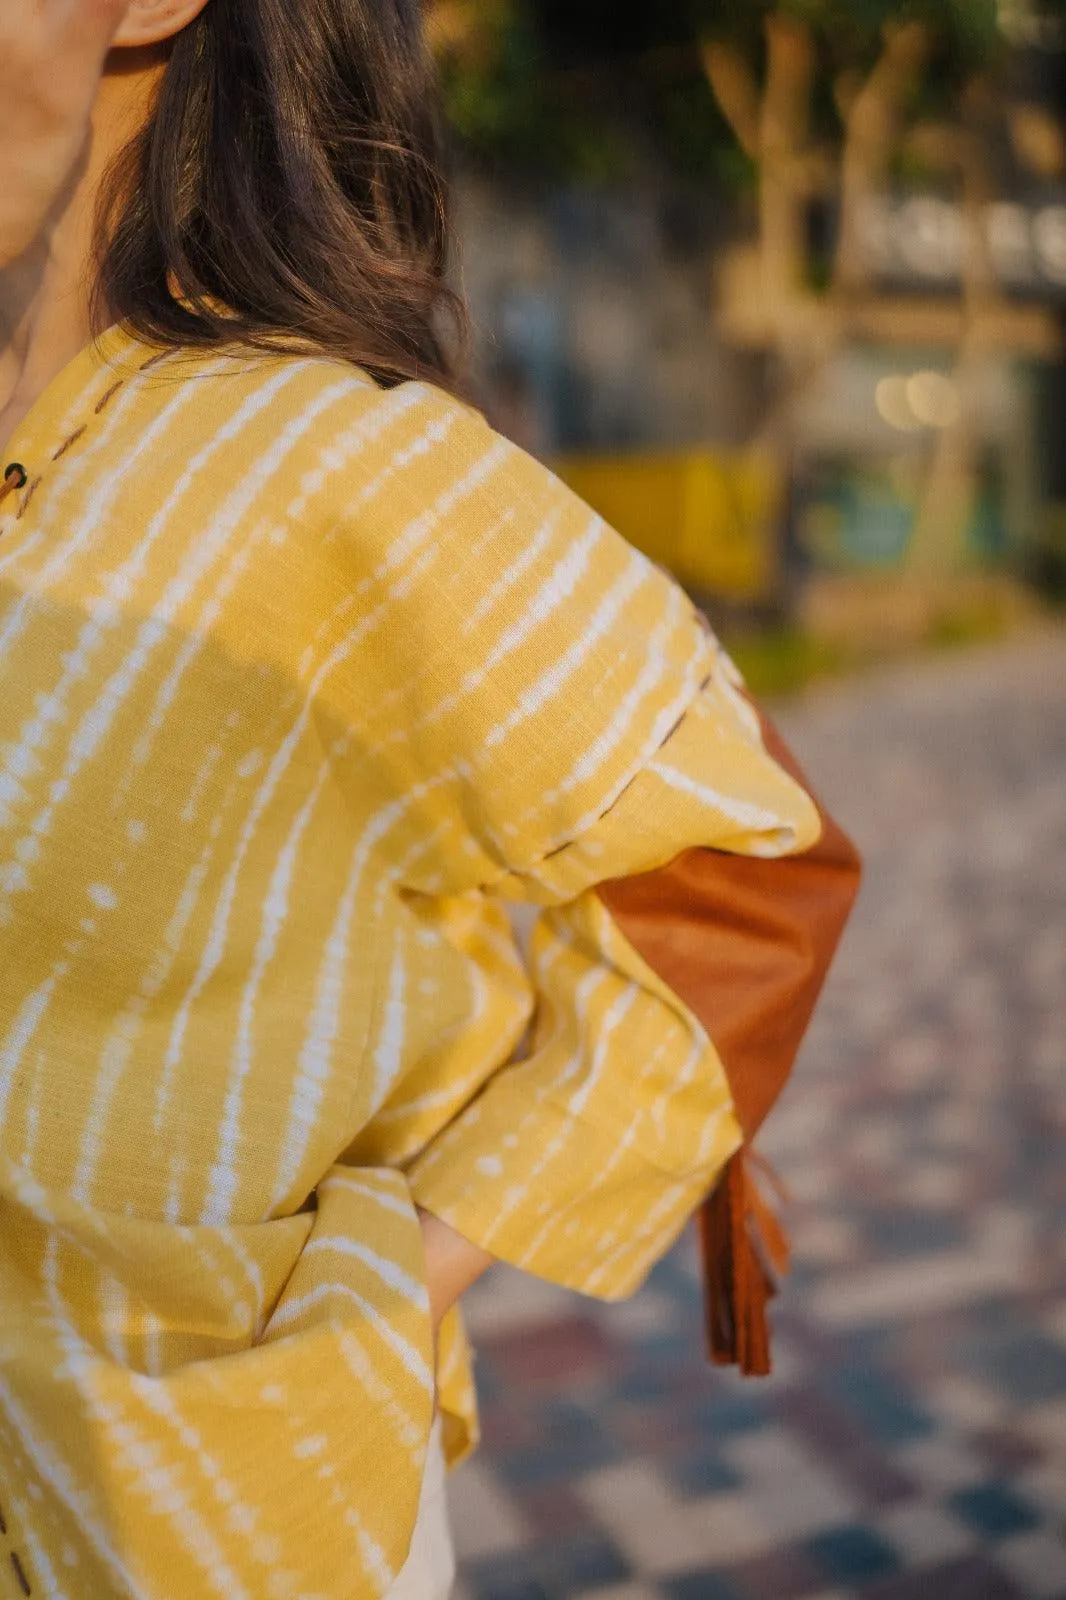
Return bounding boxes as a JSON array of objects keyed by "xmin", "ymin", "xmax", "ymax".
[{"xmin": 445, "ymin": 627, "xmax": 1066, "ymax": 1600}]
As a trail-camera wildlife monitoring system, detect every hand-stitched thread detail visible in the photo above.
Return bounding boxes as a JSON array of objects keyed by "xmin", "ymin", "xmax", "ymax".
[
  {"xmin": 0, "ymin": 1494, "xmax": 33, "ymax": 1596},
  {"xmin": 93, "ymin": 380, "xmax": 125, "ymax": 416},
  {"xmin": 16, "ymin": 480, "xmax": 42, "ymax": 522},
  {"xmin": 4, "ymin": 345, "xmax": 168, "ymax": 527},
  {"xmin": 52, "ymin": 426, "xmax": 87, "ymax": 462},
  {"xmin": 8, "ymin": 1551, "xmax": 31, "ymax": 1598},
  {"xmin": 658, "ymin": 709, "xmax": 689, "ymax": 749},
  {"xmin": 522, "ymin": 683, "xmax": 713, "ymax": 874}
]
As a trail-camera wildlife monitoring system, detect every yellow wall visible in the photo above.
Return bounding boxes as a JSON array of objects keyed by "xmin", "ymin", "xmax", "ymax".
[{"xmin": 553, "ymin": 450, "xmax": 780, "ymax": 600}]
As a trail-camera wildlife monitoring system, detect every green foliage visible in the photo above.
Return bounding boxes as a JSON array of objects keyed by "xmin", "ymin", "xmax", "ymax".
[
  {"xmin": 650, "ymin": 79, "xmax": 760, "ymax": 188},
  {"xmin": 719, "ymin": 597, "xmax": 1022, "ymax": 700},
  {"xmin": 437, "ymin": 2, "xmax": 645, "ymax": 178},
  {"xmin": 718, "ymin": 626, "xmax": 855, "ymax": 696},
  {"xmin": 692, "ymin": 0, "xmax": 998, "ymax": 50},
  {"xmin": 437, "ymin": 3, "xmax": 548, "ymax": 161},
  {"xmin": 690, "ymin": 0, "xmax": 1000, "ymax": 93},
  {"xmin": 438, "ymin": 0, "xmax": 1009, "ymax": 184}
]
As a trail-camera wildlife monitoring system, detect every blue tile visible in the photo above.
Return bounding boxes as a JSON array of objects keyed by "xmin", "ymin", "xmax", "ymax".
[
  {"xmin": 964, "ymin": 1334, "xmax": 1066, "ymax": 1405},
  {"xmin": 667, "ymin": 1446, "xmax": 744, "ymax": 1497},
  {"xmin": 857, "ymin": 1554, "xmax": 1028, "ymax": 1600},
  {"xmin": 615, "ymin": 1368, "xmax": 681, "ymax": 1405},
  {"xmin": 863, "ymin": 1207, "xmax": 968, "ymax": 1255},
  {"xmin": 806, "ymin": 1525, "xmax": 901, "ymax": 1585},
  {"xmin": 466, "ymin": 1552, "xmax": 553, "ymax": 1600},
  {"xmin": 645, "ymin": 1264, "xmax": 703, "ymax": 1313},
  {"xmin": 541, "ymin": 1532, "xmax": 630, "ymax": 1591},
  {"xmin": 494, "ymin": 1432, "xmax": 618, "ymax": 1489},
  {"xmin": 468, "ymin": 1535, "xmax": 630, "ymax": 1599},
  {"xmin": 948, "ymin": 1482, "xmax": 1042, "ymax": 1540},
  {"xmin": 824, "ymin": 1369, "xmax": 935, "ymax": 1443},
  {"xmin": 663, "ymin": 1571, "xmax": 743, "ymax": 1600},
  {"xmin": 631, "ymin": 1331, "xmax": 695, "ymax": 1363},
  {"xmin": 540, "ymin": 1398, "xmax": 607, "ymax": 1446},
  {"xmin": 690, "ymin": 1392, "xmax": 770, "ymax": 1436}
]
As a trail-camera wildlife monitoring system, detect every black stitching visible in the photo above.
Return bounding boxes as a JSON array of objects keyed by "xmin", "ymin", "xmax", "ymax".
[
  {"xmin": 658, "ymin": 710, "xmax": 688, "ymax": 748},
  {"xmin": 0, "ymin": 1495, "xmax": 33, "ymax": 1596},
  {"xmin": 9, "ymin": 1549, "xmax": 31, "ymax": 1596},
  {"xmin": 530, "ymin": 696, "xmax": 707, "ymax": 873},
  {"xmin": 5, "ymin": 349, "xmax": 158, "ymax": 539},
  {"xmin": 591, "ymin": 769, "xmax": 643, "ymax": 827}
]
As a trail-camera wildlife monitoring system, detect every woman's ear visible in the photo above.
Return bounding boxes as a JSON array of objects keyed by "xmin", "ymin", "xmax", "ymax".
[{"xmin": 112, "ymin": 0, "xmax": 212, "ymax": 49}]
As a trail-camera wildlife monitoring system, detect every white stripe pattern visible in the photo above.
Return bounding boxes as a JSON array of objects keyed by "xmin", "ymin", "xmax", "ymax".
[{"xmin": 0, "ymin": 327, "xmax": 820, "ymax": 1599}]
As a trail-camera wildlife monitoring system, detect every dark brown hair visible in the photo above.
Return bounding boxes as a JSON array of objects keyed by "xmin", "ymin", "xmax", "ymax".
[{"xmin": 95, "ymin": 0, "xmax": 467, "ymax": 391}]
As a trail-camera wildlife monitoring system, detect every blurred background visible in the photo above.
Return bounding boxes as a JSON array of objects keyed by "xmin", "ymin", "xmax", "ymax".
[{"xmin": 425, "ymin": 3, "xmax": 1066, "ymax": 1597}]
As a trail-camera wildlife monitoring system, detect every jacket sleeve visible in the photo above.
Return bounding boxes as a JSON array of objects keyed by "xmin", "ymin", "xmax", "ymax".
[
  {"xmin": 404, "ymin": 641, "xmax": 861, "ymax": 1365},
  {"xmin": 321, "ymin": 382, "xmax": 861, "ymax": 1369}
]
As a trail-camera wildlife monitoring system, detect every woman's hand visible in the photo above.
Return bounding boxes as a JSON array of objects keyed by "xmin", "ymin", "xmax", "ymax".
[
  {"xmin": 416, "ymin": 1207, "xmax": 495, "ymax": 1346},
  {"xmin": 0, "ymin": 0, "xmax": 130, "ymax": 267}
]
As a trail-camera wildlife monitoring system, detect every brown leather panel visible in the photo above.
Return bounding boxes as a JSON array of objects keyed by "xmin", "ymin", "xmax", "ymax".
[
  {"xmin": 593, "ymin": 699, "xmax": 861, "ymax": 1373},
  {"xmin": 595, "ymin": 704, "xmax": 862, "ymax": 1139}
]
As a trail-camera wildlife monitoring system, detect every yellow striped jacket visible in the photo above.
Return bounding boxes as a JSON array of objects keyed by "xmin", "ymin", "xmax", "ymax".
[{"xmin": 0, "ymin": 325, "xmax": 824, "ymax": 1599}]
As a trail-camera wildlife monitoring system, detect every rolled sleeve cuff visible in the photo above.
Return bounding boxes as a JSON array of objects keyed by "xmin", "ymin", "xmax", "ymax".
[{"xmin": 405, "ymin": 1078, "xmax": 743, "ymax": 1302}]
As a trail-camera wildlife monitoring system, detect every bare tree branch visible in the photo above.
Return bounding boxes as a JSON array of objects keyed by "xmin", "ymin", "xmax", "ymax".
[
  {"xmin": 833, "ymin": 21, "xmax": 931, "ymax": 294},
  {"xmin": 759, "ymin": 14, "xmax": 817, "ymax": 309},
  {"xmin": 761, "ymin": 13, "xmax": 814, "ymax": 167},
  {"xmin": 699, "ymin": 39, "xmax": 761, "ymax": 160}
]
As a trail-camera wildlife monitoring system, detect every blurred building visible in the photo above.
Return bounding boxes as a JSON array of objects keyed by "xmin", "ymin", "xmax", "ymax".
[
  {"xmin": 456, "ymin": 179, "xmax": 765, "ymax": 457},
  {"xmin": 449, "ymin": 2, "xmax": 1066, "ymax": 612}
]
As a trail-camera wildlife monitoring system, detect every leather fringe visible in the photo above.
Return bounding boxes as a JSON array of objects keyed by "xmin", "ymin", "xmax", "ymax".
[{"xmin": 698, "ymin": 1149, "xmax": 790, "ymax": 1377}]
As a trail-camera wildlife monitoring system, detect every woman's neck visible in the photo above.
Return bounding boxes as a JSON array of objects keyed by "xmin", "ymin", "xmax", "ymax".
[
  {"xmin": 0, "ymin": 54, "xmax": 163, "ymax": 460},
  {"xmin": 0, "ymin": 220, "xmax": 97, "ymax": 458}
]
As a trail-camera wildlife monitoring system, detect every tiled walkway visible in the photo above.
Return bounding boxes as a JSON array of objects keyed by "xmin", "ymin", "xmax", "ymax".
[{"xmin": 445, "ymin": 628, "xmax": 1066, "ymax": 1600}]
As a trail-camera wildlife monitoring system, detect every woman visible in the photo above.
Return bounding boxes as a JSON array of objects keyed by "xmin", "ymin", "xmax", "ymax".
[{"xmin": 0, "ymin": 4, "xmax": 860, "ymax": 1598}]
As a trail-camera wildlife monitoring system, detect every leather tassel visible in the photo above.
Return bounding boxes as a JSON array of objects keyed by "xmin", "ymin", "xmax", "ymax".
[{"xmin": 698, "ymin": 1149, "xmax": 789, "ymax": 1377}]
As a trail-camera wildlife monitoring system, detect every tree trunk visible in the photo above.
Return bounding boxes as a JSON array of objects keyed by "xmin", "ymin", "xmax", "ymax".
[{"xmin": 905, "ymin": 85, "xmax": 1001, "ymax": 576}]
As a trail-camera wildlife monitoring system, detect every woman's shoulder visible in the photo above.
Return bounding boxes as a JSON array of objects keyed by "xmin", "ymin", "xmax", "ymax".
[
  {"xmin": 210, "ymin": 347, "xmax": 565, "ymax": 544},
  {"xmin": 176, "ymin": 339, "xmax": 482, "ymax": 426},
  {"xmin": 172, "ymin": 340, "xmax": 496, "ymax": 485},
  {"xmin": 103, "ymin": 331, "xmax": 498, "ymax": 519}
]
